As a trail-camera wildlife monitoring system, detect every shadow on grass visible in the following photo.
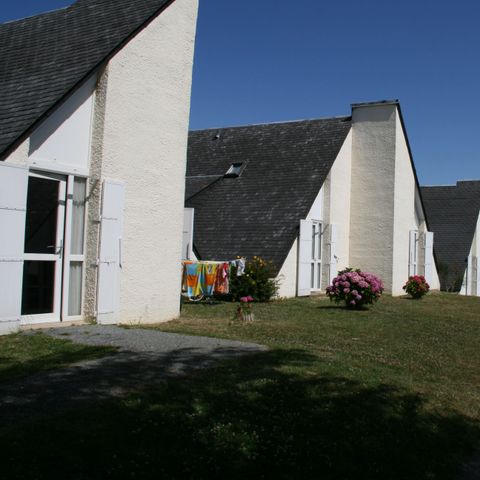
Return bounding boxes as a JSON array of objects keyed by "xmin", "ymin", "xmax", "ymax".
[
  {"xmin": 317, "ymin": 304, "xmax": 372, "ymax": 311},
  {"xmin": 1, "ymin": 348, "xmax": 478, "ymax": 479},
  {"xmin": 0, "ymin": 343, "xmax": 117, "ymax": 384}
]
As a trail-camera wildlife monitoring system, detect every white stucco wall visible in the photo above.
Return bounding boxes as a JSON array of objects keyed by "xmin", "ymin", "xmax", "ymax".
[
  {"xmin": 327, "ymin": 130, "xmax": 352, "ymax": 273},
  {"xmin": 276, "ymin": 239, "xmax": 298, "ymax": 298},
  {"xmin": 99, "ymin": 0, "xmax": 198, "ymax": 324},
  {"xmin": 28, "ymin": 77, "xmax": 96, "ymax": 175},
  {"xmin": 4, "ymin": 79, "xmax": 95, "ymax": 175},
  {"xmin": 392, "ymin": 113, "xmax": 420, "ymax": 295},
  {"xmin": 461, "ymin": 213, "xmax": 480, "ymax": 296},
  {"xmin": 4, "ymin": 138, "xmax": 29, "ymax": 166},
  {"xmin": 350, "ymin": 104, "xmax": 396, "ymax": 292}
]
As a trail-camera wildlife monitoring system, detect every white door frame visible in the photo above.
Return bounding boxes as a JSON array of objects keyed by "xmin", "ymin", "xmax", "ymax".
[
  {"xmin": 310, "ymin": 221, "xmax": 323, "ymax": 291},
  {"xmin": 21, "ymin": 171, "xmax": 67, "ymax": 325}
]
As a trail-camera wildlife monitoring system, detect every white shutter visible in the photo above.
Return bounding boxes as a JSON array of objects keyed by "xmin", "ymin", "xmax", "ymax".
[
  {"xmin": 409, "ymin": 230, "xmax": 417, "ymax": 277},
  {"xmin": 328, "ymin": 224, "xmax": 337, "ymax": 284},
  {"xmin": 424, "ymin": 231, "xmax": 434, "ymax": 284},
  {"xmin": 0, "ymin": 163, "xmax": 28, "ymax": 327},
  {"xmin": 297, "ymin": 219, "xmax": 312, "ymax": 296},
  {"xmin": 473, "ymin": 256, "xmax": 479, "ymax": 296},
  {"xmin": 97, "ymin": 180, "xmax": 125, "ymax": 325},
  {"xmin": 182, "ymin": 208, "xmax": 195, "ymax": 260}
]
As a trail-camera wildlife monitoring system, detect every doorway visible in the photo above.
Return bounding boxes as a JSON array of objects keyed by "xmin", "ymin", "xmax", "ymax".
[{"xmin": 20, "ymin": 172, "xmax": 87, "ymax": 325}]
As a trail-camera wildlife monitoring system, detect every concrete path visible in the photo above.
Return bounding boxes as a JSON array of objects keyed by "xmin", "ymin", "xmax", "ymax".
[{"xmin": 0, "ymin": 325, "xmax": 267, "ymax": 426}]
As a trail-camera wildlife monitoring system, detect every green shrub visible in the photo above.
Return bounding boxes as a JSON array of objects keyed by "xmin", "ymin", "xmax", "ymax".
[{"xmin": 229, "ymin": 257, "xmax": 279, "ymax": 302}]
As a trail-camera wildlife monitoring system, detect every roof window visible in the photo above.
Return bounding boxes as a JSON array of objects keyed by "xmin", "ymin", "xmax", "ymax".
[{"xmin": 224, "ymin": 162, "xmax": 244, "ymax": 178}]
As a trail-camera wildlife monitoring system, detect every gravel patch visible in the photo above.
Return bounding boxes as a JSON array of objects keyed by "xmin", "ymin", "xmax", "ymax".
[{"xmin": 42, "ymin": 324, "xmax": 266, "ymax": 356}]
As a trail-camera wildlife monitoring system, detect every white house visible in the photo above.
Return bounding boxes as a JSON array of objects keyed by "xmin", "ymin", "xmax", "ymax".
[
  {"xmin": 0, "ymin": 0, "xmax": 199, "ymax": 335},
  {"xmin": 422, "ymin": 181, "xmax": 480, "ymax": 296},
  {"xmin": 185, "ymin": 100, "xmax": 440, "ymax": 297}
]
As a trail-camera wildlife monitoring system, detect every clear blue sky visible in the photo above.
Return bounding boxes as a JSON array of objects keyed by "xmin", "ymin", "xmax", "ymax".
[{"xmin": 2, "ymin": 0, "xmax": 479, "ymax": 185}]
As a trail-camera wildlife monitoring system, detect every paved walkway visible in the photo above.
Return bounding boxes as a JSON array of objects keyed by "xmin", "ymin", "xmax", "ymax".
[{"xmin": 0, "ymin": 325, "xmax": 267, "ymax": 426}]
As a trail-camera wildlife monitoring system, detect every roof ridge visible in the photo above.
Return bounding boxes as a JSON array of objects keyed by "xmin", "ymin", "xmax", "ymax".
[{"xmin": 190, "ymin": 115, "xmax": 351, "ymax": 133}]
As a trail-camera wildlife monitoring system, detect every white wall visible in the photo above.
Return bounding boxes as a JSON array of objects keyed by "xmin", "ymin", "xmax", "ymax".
[
  {"xmin": 392, "ymin": 113, "xmax": 420, "ymax": 295},
  {"xmin": 461, "ymin": 213, "xmax": 480, "ymax": 296},
  {"xmin": 98, "ymin": 0, "xmax": 198, "ymax": 324},
  {"xmin": 4, "ymin": 138, "xmax": 29, "ymax": 166},
  {"xmin": 327, "ymin": 130, "xmax": 352, "ymax": 273},
  {"xmin": 350, "ymin": 104, "xmax": 396, "ymax": 292},
  {"xmin": 28, "ymin": 77, "xmax": 96, "ymax": 175},
  {"xmin": 276, "ymin": 239, "xmax": 298, "ymax": 298},
  {"xmin": 5, "ymin": 80, "xmax": 95, "ymax": 176}
]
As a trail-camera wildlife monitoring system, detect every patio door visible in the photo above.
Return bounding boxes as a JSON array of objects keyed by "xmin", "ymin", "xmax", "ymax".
[{"xmin": 21, "ymin": 172, "xmax": 67, "ymax": 324}]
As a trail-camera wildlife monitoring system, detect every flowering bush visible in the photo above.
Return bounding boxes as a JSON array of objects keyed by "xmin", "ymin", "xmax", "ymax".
[
  {"xmin": 326, "ymin": 268, "xmax": 384, "ymax": 308},
  {"xmin": 230, "ymin": 256, "xmax": 279, "ymax": 302},
  {"xmin": 403, "ymin": 275, "xmax": 430, "ymax": 299}
]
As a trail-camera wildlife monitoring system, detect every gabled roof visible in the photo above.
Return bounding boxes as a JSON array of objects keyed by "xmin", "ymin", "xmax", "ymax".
[
  {"xmin": 0, "ymin": 0, "xmax": 174, "ymax": 160},
  {"xmin": 186, "ymin": 117, "xmax": 352, "ymax": 273},
  {"xmin": 421, "ymin": 180, "xmax": 480, "ymax": 290}
]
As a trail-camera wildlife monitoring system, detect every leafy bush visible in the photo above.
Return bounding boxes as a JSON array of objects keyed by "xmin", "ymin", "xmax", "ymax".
[
  {"xmin": 403, "ymin": 275, "xmax": 430, "ymax": 299},
  {"xmin": 230, "ymin": 257, "xmax": 279, "ymax": 302},
  {"xmin": 326, "ymin": 268, "xmax": 384, "ymax": 308}
]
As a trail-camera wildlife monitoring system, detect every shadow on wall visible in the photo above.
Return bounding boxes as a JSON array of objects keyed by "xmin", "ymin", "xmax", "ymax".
[{"xmin": 0, "ymin": 348, "xmax": 478, "ymax": 479}]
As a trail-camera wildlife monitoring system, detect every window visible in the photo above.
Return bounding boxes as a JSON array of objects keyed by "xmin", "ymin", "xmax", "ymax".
[{"xmin": 224, "ymin": 163, "xmax": 244, "ymax": 178}]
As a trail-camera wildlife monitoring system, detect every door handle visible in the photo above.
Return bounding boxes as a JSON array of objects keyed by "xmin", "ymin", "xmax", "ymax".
[{"xmin": 47, "ymin": 243, "xmax": 64, "ymax": 255}]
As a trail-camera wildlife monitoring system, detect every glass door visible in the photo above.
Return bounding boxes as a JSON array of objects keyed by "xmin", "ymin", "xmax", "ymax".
[{"xmin": 21, "ymin": 173, "xmax": 66, "ymax": 324}]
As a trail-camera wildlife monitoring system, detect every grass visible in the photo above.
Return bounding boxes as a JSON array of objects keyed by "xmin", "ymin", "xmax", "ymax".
[
  {"xmin": 0, "ymin": 332, "xmax": 116, "ymax": 382},
  {"xmin": 167, "ymin": 293, "xmax": 480, "ymax": 417},
  {"xmin": 1, "ymin": 293, "xmax": 479, "ymax": 479}
]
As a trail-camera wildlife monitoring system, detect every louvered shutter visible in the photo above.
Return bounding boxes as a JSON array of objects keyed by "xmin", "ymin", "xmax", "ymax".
[
  {"xmin": 424, "ymin": 231, "xmax": 434, "ymax": 284},
  {"xmin": 328, "ymin": 224, "xmax": 337, "ymax": 284},
  {"xmin": 409, "ymin": 230, "xmax": 417, "ymax": 277},
  {"xmin": 0, "ymin": 163, "xmax": 28, "ymax": 329},
  {"xmin": 473, "ymin": 256, "xmax": 479, "ymax": 296},
  {"xmin": 297, "ymin": 219, "xmax": 312, "ymax": 296},
  {"xmin": 97, "ymin": 180, "xmax": 125, "ymax": 325}
]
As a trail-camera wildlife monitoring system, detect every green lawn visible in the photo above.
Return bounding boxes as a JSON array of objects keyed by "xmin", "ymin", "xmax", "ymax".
[
  {"xmin": 1, "ymin": 293, "xmax": 479, "ymax": 479},
  {"xmin": 0, "ymin": 332, "xmax": 116, "ymax": 382}
]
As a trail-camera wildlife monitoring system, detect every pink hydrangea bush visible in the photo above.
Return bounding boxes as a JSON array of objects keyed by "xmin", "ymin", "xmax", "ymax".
[
  {"xmin": 326, "ymin": 268, "xmax": 384, "ymax": 308},
  {"xmin": 403, "ymin": 275, "xmax": 429, "ymax": 299}
]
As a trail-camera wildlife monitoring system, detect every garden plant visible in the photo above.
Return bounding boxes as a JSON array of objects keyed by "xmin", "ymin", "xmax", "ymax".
[
  {"xmin": 326, "ymin": 268, "xmax": 384, "ymax": 308},
  {"xmin": 403, "ymin": 275, "xmax": 430, "ymax": 299}
]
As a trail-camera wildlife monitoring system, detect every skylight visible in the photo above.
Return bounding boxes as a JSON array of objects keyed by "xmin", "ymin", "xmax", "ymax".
[{"xmin": 224, "ymin": 162, "xmax": 244, "ymax": 178}]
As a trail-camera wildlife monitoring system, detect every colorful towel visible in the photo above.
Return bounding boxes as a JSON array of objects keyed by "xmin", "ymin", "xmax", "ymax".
[{"xmin": 184, "ymin": 262, "xmax": 202, "ymax": 298}]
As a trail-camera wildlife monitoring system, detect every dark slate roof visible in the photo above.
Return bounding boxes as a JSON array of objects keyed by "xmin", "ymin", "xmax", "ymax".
[
  {"xmin": 186, "ymin": 117, "xmax": 352, "ymax": 274},
  {"xmin": 0, "ymin": 0, "xmax": 174, "ymax": 160},
  {"xmin": 421, "ymin": 181, "xmax": 480, "ymax": 291}
]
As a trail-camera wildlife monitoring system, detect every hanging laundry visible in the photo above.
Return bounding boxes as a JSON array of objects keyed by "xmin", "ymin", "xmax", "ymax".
[
  {"xmin": 201, "ymin": 262, "xmax": 218, "ymax": 296},
  {"xmin": 236, "ymin": 257, "xmax": 246, "ymax": 277},
  {"xmin": 214, "ymin": 262, "xmax": 230, "ymax": 294},
  {"xmin": 183, "ymin": 262, "xmax": 202, "ymax": 298},
  {"xmin": 182, "ymin": 260, "xmax": 236, "ymax": 299}
]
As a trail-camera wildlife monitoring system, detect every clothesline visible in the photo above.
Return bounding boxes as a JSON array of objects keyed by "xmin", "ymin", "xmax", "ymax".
[{"xmin": 182, "ymin": 258, "xmax": 246, "ymax": 299}]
